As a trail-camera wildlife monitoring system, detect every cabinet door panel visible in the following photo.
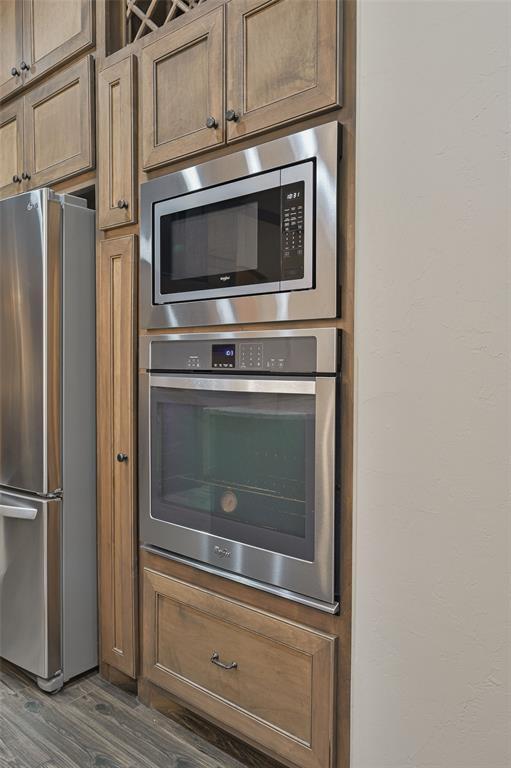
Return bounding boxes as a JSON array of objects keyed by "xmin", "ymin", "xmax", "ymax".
[
  {"xmin": 227, "ymin": 0, "xmax": 341, "ymax": 141},
  {"xmin": 141, "ymin": 6, "xmax": 224, "ymax": 169},
  {"xmin": 22, "ymin": 0, "xmax": 94, "ymax": 84},
  {"xmin": 98, "ymin": 55, "xmax": 137, "ymax": 230},
  {"xmin": 0, "ymin": 0, "xmax": 23, "ymax": 102},
  {"xmin": 143, "ymin": 568, "xmax": 336, "ymax": 768},
  {"xmin": 23, "ymin": 56, "xmax": 94, "ymax": 188},
  {"xmin": 98, "ymin": 235, "xmax": 138, "ymax": 679},
  {"xmin": 0, "ymin": 99, "xmax": 24, "ymax": 199}
]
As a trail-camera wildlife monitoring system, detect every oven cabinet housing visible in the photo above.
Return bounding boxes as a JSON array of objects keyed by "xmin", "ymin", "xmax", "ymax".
[
  {"xmin": 140, "ymin": 121, "xmax": 340, "ymax": 329},
  {"xmin": 97, "ymin": 235, "xmax": 138, "ymax": 678},
  {"xmin": 0, "ymin": 56, "xmax": 94, "ymax": 200},
  {"xmin": 98, "ymin": 54, "xmax": 137, "ymax": 230},
  {"xmin": 140, "ymin": 0, "xmax": 342, "ymax": 169},
  {"xmin": 0, "ymin": 0, "xmax": 94, "ymax": 102},
  {"xmin": 142, "ymin": 567, "xmax": 336, "ymax": 768}
]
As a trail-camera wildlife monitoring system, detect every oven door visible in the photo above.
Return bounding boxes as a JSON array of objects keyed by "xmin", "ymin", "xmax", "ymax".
[
  {"xmin": 153, "ymin": 162, "xmax": 313, "ymax": 304},
  {"xmin": 140, "ymin": 373, "xmax": 337, "ymax": 610}
]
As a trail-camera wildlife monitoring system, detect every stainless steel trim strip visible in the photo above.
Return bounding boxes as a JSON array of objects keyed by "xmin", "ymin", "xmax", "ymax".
[
  {"xmin": 141, "ymin": 545, "xmax": 340, "ymax": 615},
  {"xmin": 149, "ymin": 375, "xmax": 316, "ymax": 395}
]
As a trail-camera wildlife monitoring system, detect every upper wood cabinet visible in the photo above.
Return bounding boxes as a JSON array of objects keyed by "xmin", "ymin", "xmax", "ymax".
[
  {"xmin": 98, "ymin": 55, "xmax": 137, "ymax": 230},
  {"xmin": 22, "ymin": 0, "xmax": 94, "ymax": 85},
  {"xmin": 0, "ymin": 99, "xmax": 24, "ymax": 199},
  {"xmin": 140, "ymin": 0, "xmax": 341, "ymax": 169},
  {"xmin": 0, "ymin": 0, "xmax": 23, "ymax": 102},
  {"xmin": 23, "ymin": 55, "xmax": 94, "ymax": 189},
  {"xmin": 226, "ymin": 0, "xmax": 341, "ymax": 141},
  {"xmin": 141, "ymin": 5, "xmax": 224, "ymax": 170},
  {"xmin": 97, "ymin": 235, "xmax": 138, "ymax": 679},
  {"xmin": 0, "ymin": 0, "xmax": 94, "ymax": 103}
]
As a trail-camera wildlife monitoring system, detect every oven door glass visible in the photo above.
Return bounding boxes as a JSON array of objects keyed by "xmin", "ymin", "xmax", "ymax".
[{"xmin": 150, "ymin": 381, "xmax": 315, "ymax": 561}]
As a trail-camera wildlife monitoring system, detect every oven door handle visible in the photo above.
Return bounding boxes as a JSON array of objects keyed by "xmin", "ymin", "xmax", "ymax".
[{"xmin": 149, "ymin": 375, "xmax": 316, "ymax": 396}]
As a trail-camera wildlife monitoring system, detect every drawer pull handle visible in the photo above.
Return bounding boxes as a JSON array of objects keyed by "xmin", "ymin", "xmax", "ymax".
[{"xmin": 210, "ymin": 651, "xmax": 237, "ymax": 670}]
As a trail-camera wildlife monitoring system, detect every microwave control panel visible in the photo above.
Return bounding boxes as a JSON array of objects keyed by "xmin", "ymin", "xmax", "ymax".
[
  {"xmin": 281, "ymin": 181, "xmax": 305, "ymax": 280},
  {"xmin": 151, "ymin": 336, "xmax": 320, "ymax": 374}
]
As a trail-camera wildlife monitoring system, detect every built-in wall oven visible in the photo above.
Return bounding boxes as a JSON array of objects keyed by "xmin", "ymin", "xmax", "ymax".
[
  {"xmin": 140, "ymin": 122, "xmax": 341, "ymax": 329},
  {"xmin": 139, "ymin": 329, "xmax": 340, "ymax": 613}
]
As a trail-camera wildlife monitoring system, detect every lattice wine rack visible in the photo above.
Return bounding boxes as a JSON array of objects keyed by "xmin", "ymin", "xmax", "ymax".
[{"xmin": 126, "ymin": 0, "xmax": 208, "ymax": 42}]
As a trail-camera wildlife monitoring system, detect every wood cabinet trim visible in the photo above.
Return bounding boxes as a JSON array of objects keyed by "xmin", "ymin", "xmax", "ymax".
[
  {"xmin": 0, "ymin": 0, "xmax": 24, "ymax": 102},
  {"xmin": 23, "ymin": 55, "xmax": 94, "ymax": 189},
  {"xmin": 98, "ymin": 234, "xmax": 138, "ymax": 679},
  {"xmin": 98, "ymin": 53, "xmax": 137, "ymax": 229},
  {"xmin": 141, "ymin": 4, "xmax": 225, "ymax": 170},
  {"xmin": 142, "ymin": 566, "xmax": 336, "ymax": 768},
  {"xmin": 22, "ymin": 0, "xmax": 95, "ymax": 87},
  {"xmin": 0, "ymin": 97, "xmax": 24, "ymax": 199}
]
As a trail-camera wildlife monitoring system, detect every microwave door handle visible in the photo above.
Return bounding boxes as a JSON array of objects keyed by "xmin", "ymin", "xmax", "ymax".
[
  {"xmin": 149, "ymin": 375, "xmax": 315, "ymax": 396},
  {"xmin": 0, "ymin": 504, "xmax": 38, "ymax": 520}
]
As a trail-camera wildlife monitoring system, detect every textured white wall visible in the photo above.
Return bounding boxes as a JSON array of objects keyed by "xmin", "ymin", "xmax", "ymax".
[{"xmin": 351, "ymin": 2, "xmax": 510, "ymax": 767}]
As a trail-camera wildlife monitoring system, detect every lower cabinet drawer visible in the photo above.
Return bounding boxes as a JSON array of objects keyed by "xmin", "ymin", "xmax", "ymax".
[{"xmin": 142, "ymin": 568, "xmax": 336, "ymax": 768}]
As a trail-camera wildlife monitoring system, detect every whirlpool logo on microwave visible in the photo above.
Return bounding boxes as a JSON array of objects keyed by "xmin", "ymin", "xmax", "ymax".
[{"xmin": 214, "ymin": 545, "xmax": 232, "ymax": 559}]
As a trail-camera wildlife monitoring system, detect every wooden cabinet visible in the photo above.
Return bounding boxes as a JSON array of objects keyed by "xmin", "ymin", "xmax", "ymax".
[
  {"xmin": 0, "ymin": 0, "xmax": 23, "ymax": 102},
  {"xmin": 142, "ymin": 567, "xmax": 336, "ymax": 768},
  {"xmin": 0, "ymin": 99, "xmax": 24, "ymax": 199},
  {"xmin": 98, "ymin": 55, "xmax": 137, "ymax": 230},
  {"xmin": 23, "ymin": 55, "xmax": 94, "ymax": 189},
  {"xmin": 97, "ymin": 235, "xmax": 138, "ymax": 679},
  {"xmin": 141, "ymin": 5, "xmax": 224, "ymax": 169},
  {"xmin": 140, "ymin": 0, "xmax": 341, "ymax": 169},
  {"xmin": 226, "ymin": 0, "xmax": 341, "ymax": 141},
  {"xmin": 0, "ymin": 0, "xmax": 93, "ymax": 102}
]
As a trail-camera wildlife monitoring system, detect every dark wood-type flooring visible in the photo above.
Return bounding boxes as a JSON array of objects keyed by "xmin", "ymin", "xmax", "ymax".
[{"xmin": 0, "ymin": 660, "xmax": 282, "ymax": 768}]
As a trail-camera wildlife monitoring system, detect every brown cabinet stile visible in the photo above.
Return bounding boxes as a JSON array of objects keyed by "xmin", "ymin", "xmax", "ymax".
[{"xmin": 97, "ymin": 234, "xmax": 138, "ymax": 680}]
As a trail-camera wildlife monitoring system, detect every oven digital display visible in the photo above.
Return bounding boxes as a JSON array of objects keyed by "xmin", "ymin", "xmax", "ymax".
[{"xmin": 212, "ymin": 344, "xmax": 236, "ymax": 368}]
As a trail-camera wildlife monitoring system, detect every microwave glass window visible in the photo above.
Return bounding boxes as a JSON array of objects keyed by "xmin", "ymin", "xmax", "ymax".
[
  {"xmin": 150, "ymin": 386, "xmax": 315, "ymax": 561},
  {"xmin": 157, "ymin": 187, "xmax": 282, "ymax": 296},
  {"xmin": 163, "ymin": 200, "xmax": 259, "ymax": 281}
]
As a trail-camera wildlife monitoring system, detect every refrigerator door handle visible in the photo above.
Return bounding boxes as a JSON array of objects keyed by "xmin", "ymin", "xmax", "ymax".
[{"xmin": 0, "ymin": 503, "xmax": 38, "ymax": 520}]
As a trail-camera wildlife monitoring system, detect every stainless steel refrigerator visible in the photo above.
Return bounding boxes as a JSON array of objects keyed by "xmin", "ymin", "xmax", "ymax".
[{"xmin": 0, "ymin": 189, "xmax": 97, "ymax": 692}]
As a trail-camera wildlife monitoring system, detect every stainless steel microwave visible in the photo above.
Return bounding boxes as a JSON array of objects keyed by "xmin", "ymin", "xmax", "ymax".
[{"xmin": 140, "ymin": 121, "xmax": 341, "ymax": 329}]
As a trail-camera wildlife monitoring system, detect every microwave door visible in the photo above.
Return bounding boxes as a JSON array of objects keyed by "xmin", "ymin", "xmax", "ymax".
[{"xmin": 0, "ymin": 191, "xmax": 62, "ymax": 495}]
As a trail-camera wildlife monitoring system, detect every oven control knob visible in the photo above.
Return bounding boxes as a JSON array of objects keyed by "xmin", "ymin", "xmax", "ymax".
[{"xmin": 116, "ymin": 452, "xmax": 128, "ymax": 462}]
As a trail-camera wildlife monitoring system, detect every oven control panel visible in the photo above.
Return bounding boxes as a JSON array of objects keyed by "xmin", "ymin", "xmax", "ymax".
[{"xmin": 151, "ymin": 335, "xmax": 322, "ymax": 374}]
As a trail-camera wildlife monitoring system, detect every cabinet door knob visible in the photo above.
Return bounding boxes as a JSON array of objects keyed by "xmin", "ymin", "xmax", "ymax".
[
  {"xmin": 206, "ymin": 116, "xmax": 217, "ymax": 129},
  {"xmin": 225, "ymin": 110, "xmax": 239, "ymax": 123},
  {"xmin": 11, "ymin": 66, "xmax": 20, "ymax": 77},
  {"xmin": 20, "ymin": 61, "xmax": 30, "ymax": 71},
  {"xmin": 116, "ymin": 452, "xmax": 128, "ymax": 463},
  {"xmin": 12, "ymin": 174, "xmax": 22, "ymax": 184},
  {"xmin": 21, "ymin": 172, "xmax": 31, "ymax": 181},
  {"xmin": 117, "ymin": 199, "xmax": 129, "ymax": 209}
]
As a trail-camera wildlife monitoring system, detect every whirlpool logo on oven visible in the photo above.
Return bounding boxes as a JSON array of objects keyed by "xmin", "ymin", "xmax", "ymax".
[{"xmin": 214, "ymin": 545, "xmax": 232, "ymax": 559}]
